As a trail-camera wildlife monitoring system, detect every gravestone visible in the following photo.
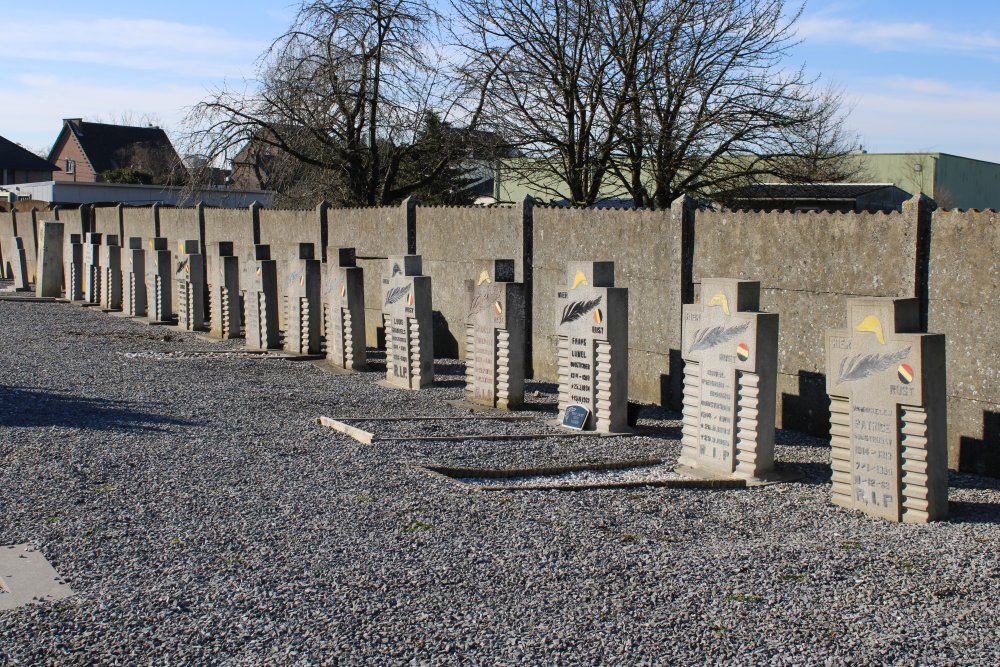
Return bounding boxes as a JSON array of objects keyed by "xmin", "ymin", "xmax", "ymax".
[
  {"xmin": 678, "ymin": 279, "xmax": 778, "ymax": 480},
  {"xmin": 554, "ymin": 261, "xmax": 628, "ymax": 433},
  {"xmin": 146, "ymin": 237, "xmax": 173, "ymax": 323},
  {"xmin": 323, "ymin": 247, "xmax": 366, "ymax": 370},
  {"xmin": 123, "ymin": 237, "xmax": 147, "ymax": 317},
  {"xmin": 8, "ymin": 238, "xmax": 30, "ymax": 291},
  {"xmin": 99, "ymin": 235, "xmax": 122, "ymax": 311},
  {"xmin": 463, "ymin": 259, "xmax": 525, "ymax": 409},
  {"xmin": 64, "ymin": 234, "xmax": 84, "ymax": 301},
  {"xmin": 175, "ymin": 240, "xmax": 205, "ymax": 331},
  {"xmin": 83, "ymin": 233, "xmax": 102, "ymax": 304},
  {"xmin": 244, "ymin": 244, "xmax": 280, "ymax": 350},
  {"xmin": 826, "ymin": 297, "xmax": 948, "ymax": 523},
  {"xmin": 36, "ymin": 221, "xmax": 64, "ymax": 298},
  {"xmin": 382, "ymin": 255, "xmax": 433, "ymax": 389},
  {"xmin": 208, "ymin": 242, "xmax": 241, "ymax": 339},
  {"xmin": 284, "ymin": 243, "xmax": 321, "ymax": 355}
]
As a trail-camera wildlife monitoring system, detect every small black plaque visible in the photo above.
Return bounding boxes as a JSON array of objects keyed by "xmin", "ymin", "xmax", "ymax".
[{"xmin": 562, "ymin": 404, "xmax": 591, "ymax": 431}]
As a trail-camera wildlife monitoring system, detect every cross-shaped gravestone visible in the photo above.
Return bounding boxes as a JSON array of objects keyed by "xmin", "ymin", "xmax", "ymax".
[
  {"xmin": 826, "ymin": 297, "xmax": 948, "ymax": 523},
  {"xmin": 678, "ymin": 278, "xmax": 779, "ymax": 480},
  {"xmin": 64, "ymin": 233, "xmax": 84, "ymax": 301},
  {"xmin": 323, "ymin": 247, "xmax": 366, "ymax": 370},
  {"xmin": 554, "ymin": 261, "xmax": 628, "ymax": 433},
  {"xmin": 243, "ymin": 244, "xmax": 279, "ymax": 350},
  {"xmin": 208, "ymin": 242, "xmax": 241, "ymax": 339},
  {"xmin": 36, "ymin": 221, "xmax": 64, "ymax": 298},
  {"xmin": 83, "ymin": 232, "xmax": 102, "ymax": 304},
  {"xmin": 284, "ymin": 243, "xmax": 321, "ymax": 355},
  {"xmin": 123, "ymin": 237, "xmax": 146, "ymax": 317},
  {"xmin": 99, "ymin": 235, "xmax": 122, "ymax": 311},
  {"xmin": 146, "ymin": 237, "xmax": 173, "ymax": 323},
  {"xmin": 175, "ymin": 240, "xmax": 205, "ymax": 331},
  {"xmin": 464, "ymin": 259, "xmax": 525, "ymax": 409},
  {"xmin": 382, "ymin": 255, "xmax": 433, "ymax": 389},
  {"xmin": 8, "ymin": 237, "xmax": 30, "ymax": 291}
]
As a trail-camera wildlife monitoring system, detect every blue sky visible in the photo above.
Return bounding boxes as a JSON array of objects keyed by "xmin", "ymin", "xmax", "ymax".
[{"xmin": 2, "ymin": 0, "xmax": 998, "ymax": 162}]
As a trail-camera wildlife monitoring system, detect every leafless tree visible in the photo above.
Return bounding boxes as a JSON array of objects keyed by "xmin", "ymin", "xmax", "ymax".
[
  {"xmin": 457, "ymin": 0, "xmax": 651, "ymax": 206},
  {"xmin": 462, "ymin": 0, "xmax": 860, "ymax": 208},
  {"xmin": 184, "ymin": 0, "xmax": 485, "ymax": 206}
]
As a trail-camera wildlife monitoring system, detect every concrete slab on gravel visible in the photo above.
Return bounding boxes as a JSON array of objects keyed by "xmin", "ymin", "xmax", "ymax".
[{"xmin": 0, "ymin": 544, "xmax": 74, "ymax": 611}]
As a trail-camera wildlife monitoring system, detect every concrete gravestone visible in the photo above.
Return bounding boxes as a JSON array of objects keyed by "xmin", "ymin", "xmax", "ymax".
[
  {"xmin": 83, "ymin": 233, "xmax": 102, "ymax": 304},
  {"xmin": 36, "ymin": 221, "xmax": 64, "ymax": 298},
  {"xmin": 555, "ymin": 261, "xmax": 628, "ymax": 433},
  {"xmin": 678, "ymin": 279, "xmax": 778, "ymax": 480},
  {"xmin": 284, "ymin": 243, "xmax": 321, "ymax": 355},
  {"xmin": 8, "ymin": 238, "xmax": 30, "ymax": 291},
  {"xmin": 146, "ymin": 237, "xmax": 173, "ymax": 324},
  {"xmin": 208, "ymin": 242, "xmax": 241, "ymax": 339},
  {"xmin": 64, "ymin": 234, "xmax": 84, "ymax": 301},
  {"xmin": 175, "ymin": 240, "xmax": 205, "ymax": 331},
  {"xmin": 463, "ymin": 259, "xmax": 525, "ymax": 409},
  {"xmin": 99, "ymin": 235, "xmax": 122, "ymax": 311},
  {"xmin": 382, "ymin": 255, "xmax": 433, "ymax": 389},
  {"xmin": 122, "ymin": 237, "xmax": 147, "ymax": 317},
  {"xmin": 243, "ymin": 244, "xmax": 280, "ymax": 350},
  {"xmin": 826, "ymin": 297, "xmax": 948, "ymax": 523},
  {"xmin": 323, "ymin": 247, "xmax": 366, "ymax": 370}
]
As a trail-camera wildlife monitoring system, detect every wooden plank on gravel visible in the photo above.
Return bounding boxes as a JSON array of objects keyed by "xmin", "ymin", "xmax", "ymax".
[{"xmin": 317, "ymin": 416, "xmax": 375, "ymax": 444}]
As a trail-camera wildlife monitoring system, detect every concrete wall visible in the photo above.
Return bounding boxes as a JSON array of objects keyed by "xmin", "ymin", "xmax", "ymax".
[
  {"xmin": 415, "ymin": 202, "xmax": 530, "ymax": 359},
  {"xmin": 259, "ymin": 208, "xmax": 321, "ymax": 330},
  {"xmin": 691, "ymin": 200, "xmax": 924, "ymax": 435},
  {"xmin": 927, "ymin": 208, "xmax": 1000, "ymax": 473},
  {"xmin": 0, "ymin": 210, "xmax": 40, "ymax": 282},
  {"xmin": 10, "ymin": 197, "xmax": 1000, "ymax": 477},
  {"xmin": 532, "ymin": 201, "xmax": 689, "ymax": 405}
]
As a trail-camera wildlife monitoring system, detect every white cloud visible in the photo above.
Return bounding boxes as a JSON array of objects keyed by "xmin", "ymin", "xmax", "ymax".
[
  {"xmin": 0, "ymin": 17, "xmax": 266, "ymax": 78},
  {"xmin": 847, "ymin": 78, "xmax": 1000, "ymax": 161},
  {"xmin": 0, "ymin": 74, "xmax": 213, "ymax": 153},
  {"xmin": 797, "ymin": 15, "xmax": 1000, "ymax": 58}
]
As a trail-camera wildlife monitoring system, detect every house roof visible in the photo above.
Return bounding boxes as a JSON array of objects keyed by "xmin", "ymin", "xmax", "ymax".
[
  {"xmin": 723, "ymin": 183, "xmax": 904, "ymax": 201},
  {"xmin": 0, "ymin": 134, "xmax": 58, "ymax": 172},
  {"xmin": 48, "ymin": 119, "xmax": 181, "ymax": 174}
]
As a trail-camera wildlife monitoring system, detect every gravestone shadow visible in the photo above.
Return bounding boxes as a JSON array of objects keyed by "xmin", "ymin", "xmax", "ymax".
[
  {"xmin": 781, "ymin": 370, "xmax": 831, "ymax": 437},
  {"xmin": 959, "ymin": 410, "xmax": 1000, "ymax": 479},
  {"xmin": 0, "ymin": 386, "xmax": 191, "ymax": 432}
]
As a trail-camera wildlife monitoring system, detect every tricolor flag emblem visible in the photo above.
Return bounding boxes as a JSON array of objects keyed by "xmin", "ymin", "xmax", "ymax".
[
  {"xmin": 299, "ymin": 275, "xmax": 305, "ymax": 288},
  {"xmin": 898, "ymin": 363, "xmax": 913, "ymax": 384},
  {"xmin": 736, "ymin": 342, "xmax": 749, "ymax": 361},
  {"xmin": 407, "ymin": 291, "xmax": 414, "ymax": 307},
  {"xmin": 340, "ymin": 283, "xmax": 346, "ymax": 298},
  {"xmin": 593, "ymin": 308, "xmax": 603, "ymax": 325},
  {"xmin": 494, "ymin": 301, "xmax": 503, "ymax": 317},
  {"xmin": 256, "ymin": 267, "xmax": 261, "ymax": 277}
]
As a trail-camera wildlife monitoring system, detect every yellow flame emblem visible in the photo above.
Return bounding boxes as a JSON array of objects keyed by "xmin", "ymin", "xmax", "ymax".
[
  {"xmin": 856, "ymin": 315, "xmax": 885, "ymax": 345},
  {"xmin": 571, "ymin": 271, "xmax": 588, "ymax": 290},
  {"xmin": 477, "ymin": 270, "xmax": 491, "ymax": 286},
  {"xmin": 707, "ymin": 292, "xmax": 730, "ymax": 316}
]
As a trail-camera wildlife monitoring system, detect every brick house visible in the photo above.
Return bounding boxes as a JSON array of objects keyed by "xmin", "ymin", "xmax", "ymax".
[
  {"xmin": 0, "ymin": 134, "xmax": 58, "ymax": 185},
  {"xmin": 47, "ymin": 118, "xmax": 183, "ymax": 183}
]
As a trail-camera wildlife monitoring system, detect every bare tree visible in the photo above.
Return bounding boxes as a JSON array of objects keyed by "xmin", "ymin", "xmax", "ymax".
[
  {"xmin": 185, "ymin": 0, "xmax": 485, "ymax": 206},
  {"xmin": 457, "ymin": 0, "xmax": 647, "ymax": 206}
]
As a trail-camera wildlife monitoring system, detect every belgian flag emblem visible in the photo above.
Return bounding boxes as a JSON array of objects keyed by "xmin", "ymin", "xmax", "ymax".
[
  {"xmin": 407, "ymin": 291, "xmax": 414, "ymax": 307},
  {"xmin": 299, "ymin": 275, "xmax": 305, "ymax": 288},
  {"xmin": 340, "ymin": 283, "xmax": 346, "ymax": 298},
  {"xmin": 593, "ymin": 308, "xmax": 603, "ymax": 325},
  {"xmin": 494, "ymin": 301, "xmax": 503, "ymax": 317},
  {"xmin": 898, "ymin": 363, "xmax": 913, "ymax": 384},
  {"xmin": 736, "ymin": 342, "xmax": 749, "ymax": 361}
]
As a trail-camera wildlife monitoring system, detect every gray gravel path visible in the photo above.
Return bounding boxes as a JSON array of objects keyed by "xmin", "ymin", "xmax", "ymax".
[{"xmin": 1, "ymin": 298, "xmax": 998, "ymax": 666}]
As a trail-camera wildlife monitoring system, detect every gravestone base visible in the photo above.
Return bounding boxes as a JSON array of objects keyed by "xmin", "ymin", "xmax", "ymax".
[
  {"xmin": 545, "ymin": 418, "xmax": 634, "ymax": 437},
  {"xmin": 674, "ymin": 464, "xmax": 798, "ymax": 487}
]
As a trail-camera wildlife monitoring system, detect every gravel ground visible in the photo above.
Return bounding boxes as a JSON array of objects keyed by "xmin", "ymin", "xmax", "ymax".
[{"xmin": 1, "ymin": 296, "xmax": 999, "ymax": 666}]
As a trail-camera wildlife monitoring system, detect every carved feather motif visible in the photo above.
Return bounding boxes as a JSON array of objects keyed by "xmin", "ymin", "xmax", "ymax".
[
  {"xmin": 469, "ymin": 285, "xmax": 501, "ymax": 318},
  {"xmin": 175, "ymin": 258, "xmax": 189, "ymax": 275},
  {"xmin": 560, "ymin": 296, "xmax": 602, "ymax": 325},
  {"xmin": 688, "ymin": 321, "xmax": 750, "ymax": 352},
  {"xmin": 836, "ymin": 346, "xmax": 911, "ymax": 385},
  {"xmin": 385, "ymin": 284, "xmax": 411, "ymax": 305}
]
